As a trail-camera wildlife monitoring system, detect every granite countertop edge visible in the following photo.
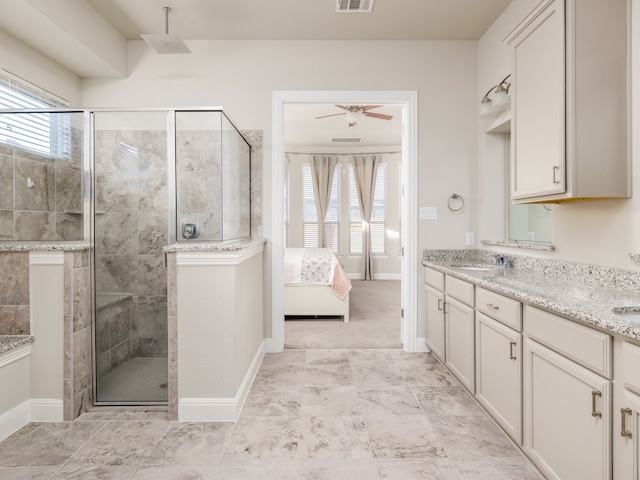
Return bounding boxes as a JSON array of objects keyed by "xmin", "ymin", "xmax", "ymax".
[
  {"xmin": 0, "ymin": 242, "xmax": 90, "ymax": 252},
  {"xmin": 0, "ymin": 335, "xmax": 35, "ymax": 356},
  {"xmin": 422, "ymin": 260, "xmax": 640, "ymax": 342},
  {"xmin": 163, "ymin": 238, "xmax": 266, "ymax": 253}
]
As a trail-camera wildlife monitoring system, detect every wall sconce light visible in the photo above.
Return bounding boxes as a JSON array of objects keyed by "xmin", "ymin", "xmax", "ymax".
[{"xmin": 480, "ymin": 74, "xmax": 511, "ymax": 117}]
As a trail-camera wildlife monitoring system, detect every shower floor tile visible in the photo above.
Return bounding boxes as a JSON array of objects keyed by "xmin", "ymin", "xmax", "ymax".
[{"xmin": 97, "ymin": 357, "xmax": 168, "ymax": 403}]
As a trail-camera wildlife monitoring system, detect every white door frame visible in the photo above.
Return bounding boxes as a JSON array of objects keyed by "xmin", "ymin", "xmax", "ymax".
[{"xmin": 268, "ymin": 90, "xmax": 421, "ymax": 353}]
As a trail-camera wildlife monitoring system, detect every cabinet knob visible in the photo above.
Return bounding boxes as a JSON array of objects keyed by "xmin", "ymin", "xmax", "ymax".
[
  {"xmin": 591, "ymin": 391, "xmax": 602, "ymax": 418},
  {"xmin": 553, "ymin": 166, "xmax": 561, "ymax": 184},
  {"xmin": 486, "ymin": 303, "xmax": 500, "ymax": 311},
  {"xmin": 437, "ymin": 299, "xmax": 443, "ymax": 311},
  {"xmin": 621, "ymin": 407, "xmax": 633, "ymax": 438},
  {"xmin": 509, "ymin": 341, "xmax": 517, "ymax": 360}
]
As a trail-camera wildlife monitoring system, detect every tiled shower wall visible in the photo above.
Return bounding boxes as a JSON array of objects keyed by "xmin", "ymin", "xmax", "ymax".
[
  {"xmin": 64, "ymin": 249, "xmax": 92, "ymax": 420},
  {"xmin": 0, "ymin": 252, "xmax": 29, "ymax": 335},
  {"xmin": 94, "ymin": 129, "xmax": 168, "ymax": 372},
  {"xmin": 0, "ymin": 131, "xmax": 83, "ymax": 242}
]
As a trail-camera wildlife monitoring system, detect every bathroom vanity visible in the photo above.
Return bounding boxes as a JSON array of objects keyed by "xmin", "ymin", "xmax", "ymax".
[{"xmin": 423, "ymin": 250, "xmax": 640, "ymax": 480}]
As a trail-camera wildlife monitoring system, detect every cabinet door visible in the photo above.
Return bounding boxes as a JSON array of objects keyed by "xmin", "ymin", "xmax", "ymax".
[
  {"xmin": 476, "ymin": 312, "xmax": 522, "ymax": 444},
  {"xmin": 425, "ymin": 285, "xmax": 445, "ymax": 362},
  {"xmin": 445, "ymin": 296, "xmax": 475, "ymax": 393},
  {"xmin": 614, "ymin": 389, "xmax": 640, "ymax": 480},
  {"xmin": 507, "ymin": 0, "xmax": 566, "ymax": 200},
  {"xmin": 524, "ymin": 338, "xmax": 611, "ymax": 480}
]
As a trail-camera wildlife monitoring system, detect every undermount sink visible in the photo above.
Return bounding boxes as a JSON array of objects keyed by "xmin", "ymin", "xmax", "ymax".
[
  {"xmin": 455, "ymin": 264, "xmax": 496, "ymax": 272},
  {"xmin": 612, "ymin": 306, "xmax": 640, "ymax": 322}
]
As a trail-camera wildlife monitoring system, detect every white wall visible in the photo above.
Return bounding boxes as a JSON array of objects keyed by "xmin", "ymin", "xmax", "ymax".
[
  {"xmin": 82, "ymin": 39, "xmax": 479, "ymax": 340},
  {"xmin": 0, "ymin": 30, "xmax": 80, "ymax": 106},
  {"xmin": 478, "ymin": 0, "xmax": 640, "ymax": 270}
]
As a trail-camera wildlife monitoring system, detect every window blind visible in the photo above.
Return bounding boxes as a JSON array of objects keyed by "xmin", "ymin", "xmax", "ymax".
[{"xmin": 0, "ymin": 70, "xmax": 70, "ymax": 158}]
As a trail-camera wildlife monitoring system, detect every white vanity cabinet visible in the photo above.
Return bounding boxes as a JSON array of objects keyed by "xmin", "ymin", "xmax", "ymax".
[
  {"xmin": 524, "ymin": 306, "xmax": 612, "ymax": 480},
  {"xmin": 613, "ymin": 339, "xmax": 640, "ymax": 480},
  {"xmin": 475, "ymin": 288, "xmax": 522, "ymax": 444},
  {"xmin": 505, "ymin": 0, "xmax": 628, "ymax": 203},
  {"xmin": 444, "ymin": 276, "xmax": 475, "ymax": 393},
  {"xmin": 424, "ymin": 267, "xmax": 445, "ymax": 362}
]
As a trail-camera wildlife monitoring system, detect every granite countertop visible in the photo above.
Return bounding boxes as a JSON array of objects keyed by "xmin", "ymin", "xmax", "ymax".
[
  {"xmin": 423, "ymin": 257, "xmax": 640, "ymax": 342},
  {"xmin": 0, "ymin": 335, "xmax": 35, "ymax": 355},
  {"xmin": 163, "ymin": 238, "xmax": 266, "ymax": 253},
  {"xmin": 0, "ymin": 242, "xmax": 90, "ymax": 252}
]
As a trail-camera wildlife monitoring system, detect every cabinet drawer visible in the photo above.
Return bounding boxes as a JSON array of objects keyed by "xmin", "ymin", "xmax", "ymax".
[
  {"xmin": 525, "ymin": 306, "xmax": 611, "ymax": 378},
  {"xmin": 476, "ymin": 288, "xmax": 522, "ymax": 332},
  {"xmin": 445, "ymin": 275, "xmax": 474, "ymax": 306},
  {"xmin": 424, "ymin": 267, "xmax": 444, "ymax": 291},
  {"xmin": 620, "ymin": 341, "xmax": 640, "ymax": 390}
]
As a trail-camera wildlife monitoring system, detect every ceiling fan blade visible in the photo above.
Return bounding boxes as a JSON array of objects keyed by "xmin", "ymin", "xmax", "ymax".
[
  {"xmin": 360, "ymin": 105, "xmax": 383, "ymax": 111},
  {"xmin": 315, "ymin": 113, "xmax": 347, "ymax": 119},
  {"xmin": 363, "ymin": 112, "xmax": 393, "ymax": 120},
  {"xmin": 335, "ymin": 105, "xmax": 351, "ymax": 111}
]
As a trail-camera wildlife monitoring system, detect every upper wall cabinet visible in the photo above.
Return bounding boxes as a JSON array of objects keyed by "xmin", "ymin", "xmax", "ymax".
[{"xmin": 505, "ymin": 0, "xmax": 629, "ymax": 203}]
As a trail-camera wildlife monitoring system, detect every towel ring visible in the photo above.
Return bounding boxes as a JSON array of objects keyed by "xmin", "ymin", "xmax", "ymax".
[{"xmin": 447, "ymin": 194, "xmax": 464, "ymax": 212}]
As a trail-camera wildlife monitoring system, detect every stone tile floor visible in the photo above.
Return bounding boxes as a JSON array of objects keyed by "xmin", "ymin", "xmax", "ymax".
[{"xmin": 0, "ymin": 349, "xmax": 546, "ymax": 479}]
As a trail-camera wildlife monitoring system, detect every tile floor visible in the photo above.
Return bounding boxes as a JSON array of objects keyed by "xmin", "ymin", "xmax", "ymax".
[{"xmin": 0, "ymin": 349, "xmax": 546, "ymax": 479}]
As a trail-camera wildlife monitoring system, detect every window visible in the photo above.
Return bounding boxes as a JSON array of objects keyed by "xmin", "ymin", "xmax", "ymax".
[
  {"xmin": 349, "ymin": 164, "xmax": 387, "ymax": 254},
  {"xmin": 0, "ymin": 70, "xmax": 70, "ymax": 158},
  {"xmin": 302, "ymin": 163, "xmax": 340, "ymax": 251}
]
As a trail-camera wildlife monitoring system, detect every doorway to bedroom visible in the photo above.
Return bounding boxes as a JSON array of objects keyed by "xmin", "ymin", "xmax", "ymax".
[{"xmin": 280, "ymin": 98, "xmax": 406, "ymax": 350}]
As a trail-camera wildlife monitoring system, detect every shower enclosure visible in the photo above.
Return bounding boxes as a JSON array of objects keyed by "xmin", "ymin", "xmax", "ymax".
[
  {"xmin": 0, "ymin": 107, "xmax": 251, "ymax": 406},
  {"xmin": 93, "ymin": 109, "xmax": 251, "ymax": 405}
]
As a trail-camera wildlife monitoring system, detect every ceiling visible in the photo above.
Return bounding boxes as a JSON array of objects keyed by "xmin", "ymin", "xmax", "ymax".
[
  {"xmin": 86, "ymin": 0, "xmax": 512, "ymax": 42},
  {"xmin": 284, "ymin": 103, "xmax": 403, "ymax": 148},
  {"xmin": 0, "ymin": 0, "xmax": 512, "ymax": 147}
]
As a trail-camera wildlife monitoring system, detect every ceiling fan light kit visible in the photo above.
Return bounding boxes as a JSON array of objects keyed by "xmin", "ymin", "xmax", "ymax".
[
  {"xmin": 141, "ymin": 6, "xmax": 191, "ymax": 54},
  {"xmin": 315, "ymin": 105, "xmax": 393, "ymax": 127}
]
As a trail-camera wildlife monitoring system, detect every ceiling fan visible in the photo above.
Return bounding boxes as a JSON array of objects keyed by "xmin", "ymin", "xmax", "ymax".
[{"xmin": 315, "ymin": 105, "xmax": 393, "ymax": 127}]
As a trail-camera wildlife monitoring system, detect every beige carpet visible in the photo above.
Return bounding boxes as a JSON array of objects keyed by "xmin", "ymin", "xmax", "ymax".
[{"xmin": 285, "ymin": 280, "xmax": 402, "ymax": 349}]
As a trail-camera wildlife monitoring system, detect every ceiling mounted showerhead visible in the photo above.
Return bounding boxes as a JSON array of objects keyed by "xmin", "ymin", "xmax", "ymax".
[{"xmin": 141, "ymin": 6, "xmax": 191, "ymax": 54}]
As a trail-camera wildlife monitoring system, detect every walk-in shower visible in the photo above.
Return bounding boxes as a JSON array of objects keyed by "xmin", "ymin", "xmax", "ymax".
[
  {"xmin": 0, "ymin": 107, "xmax": 251, "ymax": 406},
  {"xmin": 92, "ymin": 109, "xmax": 251, "ymax": 405}
]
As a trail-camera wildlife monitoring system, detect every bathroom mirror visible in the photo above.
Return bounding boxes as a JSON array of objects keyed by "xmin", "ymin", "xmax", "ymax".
[{"xmin": 506, "ymin": 132, "xmax": 553, "ymax": 243}]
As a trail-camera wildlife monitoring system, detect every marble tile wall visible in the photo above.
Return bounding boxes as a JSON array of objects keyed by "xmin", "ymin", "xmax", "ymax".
[
  {"xmin": 243, "ymin": 130, "xmax": 263, "ymax": 240},
  {"xmin": 63, "ymin": 249, "xmax": 92, "ymax": 420},
  {"xmin": 176, "ymin": 129, "xmax": 223, "ymax": 241},
  {"xmin": 94, "ymin": 130, "xmax": 168, "ymax": 362},
  {"xmin": 0, "ymin": 252, "xmax": 30, "ymax": 335},
  {"xmin": 0, "ymin": 122, "xmax": 84, "ymax": 242}
]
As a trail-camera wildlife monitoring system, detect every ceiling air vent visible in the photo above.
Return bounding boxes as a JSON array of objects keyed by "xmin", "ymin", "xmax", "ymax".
[
  {"xmin": 332, "ymin": 137, "xmax": 362, "ymax": 143},
  {"xmin": 336, "ymin": 0, "xmax": 374, "ymax": 13}
]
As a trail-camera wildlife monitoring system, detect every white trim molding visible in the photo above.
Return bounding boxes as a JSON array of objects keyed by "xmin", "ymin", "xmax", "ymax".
[
  {"xmin": 30, "ymin": 399, "xmax": 64, "ymax": 422},
  {"xmin": 270, "ymin": 90, "xmax": 419, "ymax": 353},
  {"xmin": 29, "ymin": 251, "xmax": 65, "ymax": 266},
  {"xmin": 0, "ymin": 345, "xmax": 31, "ymax": 369},
  {"xmin": 0, "ymin": 400, "xmax": 30, "ymax": 443},
  {"xmin": 179, "ymin": 341, "xmax": 264, "ymax": 422},
  {"xmin": 175, "ymin": 243, "xmax": 264, "ymax": 267}
]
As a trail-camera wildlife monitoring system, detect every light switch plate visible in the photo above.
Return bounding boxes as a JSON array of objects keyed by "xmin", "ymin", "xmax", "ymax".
[
  {"xmin": 420, "ymin": 207, "xmax": 438, "ymax": 220},
  {"xmin": 465, "ymin": 232, "xmax": 475, "ymax": 245}
]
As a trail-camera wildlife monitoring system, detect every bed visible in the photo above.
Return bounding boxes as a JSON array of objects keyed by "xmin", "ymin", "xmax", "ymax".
[{"xmin": 284, "ymin": 248, "xmax": 352, "ymax": 322}]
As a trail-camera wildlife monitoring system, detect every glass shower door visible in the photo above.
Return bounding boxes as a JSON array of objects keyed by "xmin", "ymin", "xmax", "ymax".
[{"xmin": 93, "ymin": 111, "xmax": 168, "ymax": 404}]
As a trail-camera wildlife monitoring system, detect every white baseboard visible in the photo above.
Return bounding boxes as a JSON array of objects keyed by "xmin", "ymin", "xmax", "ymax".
[
  {"xmin": 264, "ymin": 337, "xmax": 282, "ymax": 354},
  {"xmin": 179, "ymin": 341, "xmax": 265, "ymax": 422},
  {"xmin": 416, "ymin": 338, "xmax": 430, "ymax": 353},
  {"xmin": 0, "ymin": 400, "xmax": 30, "ymax": 443},
  {"xmin": 30, "ymin": 399, "xmax": 63, "ymax": 422}
]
